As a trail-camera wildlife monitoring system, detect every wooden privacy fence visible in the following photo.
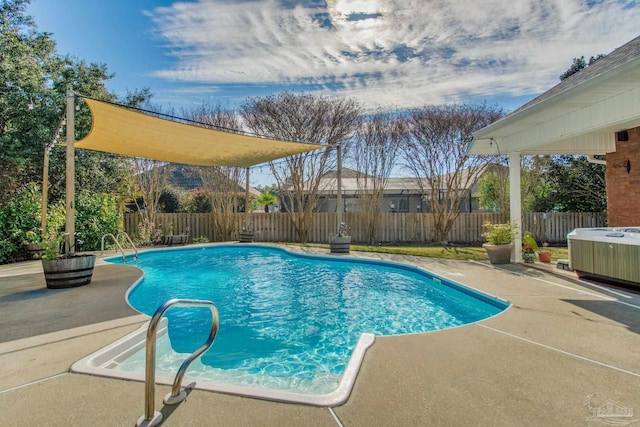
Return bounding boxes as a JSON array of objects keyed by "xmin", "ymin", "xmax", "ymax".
[
  {"xmin": 124, "ymin": 212, "xmax": 606, "ymax": 244},
  {"xmin": 522, "ymin": 212, "xmax": 607, "ymax": 243}
]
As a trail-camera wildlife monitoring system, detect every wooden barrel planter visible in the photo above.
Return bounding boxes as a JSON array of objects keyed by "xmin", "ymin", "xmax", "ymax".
[
  {"xmin": 24, "ymin": 243, "xmax": 44, "ymax": 259},
  {"xmin": 329, "ymin": 236, "xmax": 351, "ymax": 254},
  {"xmin": 41, "ymin": 254, "xmax": 96, "ymax": 289},
  {"xmin": 239, "ymin": 230, "xmax": 254, "ymax": 243}
]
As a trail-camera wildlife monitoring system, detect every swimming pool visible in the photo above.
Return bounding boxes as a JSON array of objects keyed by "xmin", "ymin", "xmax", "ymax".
[{"xmin": 74, "ymin": 244, "xmax": 508, "ymax": 405}]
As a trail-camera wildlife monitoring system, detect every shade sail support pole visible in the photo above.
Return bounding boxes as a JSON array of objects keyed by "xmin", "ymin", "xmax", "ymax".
[
  {"xmin": 245, "ymin": 167, "xmax": 250, "ymax": 229},
  {"xmin": 336, "ymin": 143, "xmax": 343, "ymax": 231},
  {"xmin": 41, "ymin": 147, "xmax": 50, "ymax": 239},
  {"xmin": 65, "ymin": 90, "xmax": 75, "ymax": 253}
]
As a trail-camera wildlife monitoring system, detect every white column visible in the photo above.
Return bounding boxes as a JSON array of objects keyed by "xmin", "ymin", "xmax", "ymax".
[{"xmin": 509, "ymin": 152, "xmax": 522, "ymax": 262}]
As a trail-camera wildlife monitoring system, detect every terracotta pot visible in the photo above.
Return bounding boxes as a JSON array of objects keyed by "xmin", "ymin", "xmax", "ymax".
[{"xmin": 538, "ymin": 251, "xmax": 552, "ymax": 263}]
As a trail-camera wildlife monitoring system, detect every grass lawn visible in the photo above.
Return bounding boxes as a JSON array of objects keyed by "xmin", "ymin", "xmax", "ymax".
[{"xmin": 281, "ymin": 242, "xmax": 569, "ymax": 261}]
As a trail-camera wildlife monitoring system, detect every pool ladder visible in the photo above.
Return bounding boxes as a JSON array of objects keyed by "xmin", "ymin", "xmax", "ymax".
[
  {"xmin": 137, "ymin": 299, "xmax": 219, "ymax": 427},
  {"xmin": 101, "ymin": 232, "xmax": 138, "ymax": 261}
]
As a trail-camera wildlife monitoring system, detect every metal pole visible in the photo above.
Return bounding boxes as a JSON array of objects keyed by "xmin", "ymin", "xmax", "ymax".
[
  {"xmin": 41, "ymin": 147, "xmax": 50, "ymax": 239},
  {"xmin": 65, "ymin": 90, "xmax": 75, "ymax": 253},
  {"xmin": 336, "ymin": 144, "xmax": 343, "ymax": 230},
  {"xmin": 245, "ymin": 167, "xmax": 250, "ymax": 228}
]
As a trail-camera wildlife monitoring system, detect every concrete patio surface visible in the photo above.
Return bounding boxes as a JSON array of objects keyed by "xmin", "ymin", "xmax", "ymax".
[{"xmin": 1, "ymin": 245, "xmax": 639, "ymax": 426}]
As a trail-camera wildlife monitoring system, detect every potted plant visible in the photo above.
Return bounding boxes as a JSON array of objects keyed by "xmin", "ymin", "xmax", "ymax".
[
  {"xmin": 538, "ymin": 242, "xmax": 552, "ymax": 263},
  {"xmin": 40, "ymin": 233, "xmax": 96, "ymax": 289},
  {"xmin": 238, "ymin": 222, "xmax": 254, "ymax": 243},
  {"xmin": 482, "ymin": 222, "xmax": 516, "ymax": 264},
  {"xmin": 329, "ymin": 222, "xmax": 351, "ymax": 254},
  {"xmin": 522, "ymin": 231, "xmax": 539, "ymax": 264},
  {"xmin": 22, "ymin": 230, "xmax": 44, "ymax": 259}
]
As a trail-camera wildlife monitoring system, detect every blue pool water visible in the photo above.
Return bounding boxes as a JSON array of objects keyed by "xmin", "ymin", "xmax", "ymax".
[{"xmin": 110, "ymin": 245, "xmax": 506, "ymax": 394}]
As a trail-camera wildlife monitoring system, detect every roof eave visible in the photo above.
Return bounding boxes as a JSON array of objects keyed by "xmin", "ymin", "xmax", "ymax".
[{"xmin": 472, "ymin": 55, "xmax": 640, "ymax": 142}]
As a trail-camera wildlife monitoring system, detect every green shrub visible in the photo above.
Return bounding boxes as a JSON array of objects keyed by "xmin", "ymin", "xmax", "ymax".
[
  {"xmin": 41, "ymin": 233, "xmax": 64, "ymax": 260},
  {"xmin": 192, "ymin": 235, "xmax": 210, "ymax": 244},
  {"xmin": 75, "ymin": 191, "xmax": 123, "ymax": 251},
  {"xmin": 0, "ymin": 183, "xmax": 42, "ymax": 262},
  {"xmin": 482, "ymin": 222, "xmax": 516, "ymax": 245},
  {"xmin": 134, "ymin": 219, "xmax": 162, "ymax": 246},
  {"xmin": 47, "ymin": 201, "xmax": 66, "ymax": 236},
  {"xmin": 0, "ymin": 184, "xmax": 124, "ymax": 262},
  {"xmin": 159, "ymin": 186, "xmax": 182, "ymax": 213},
  {"xmin": 182, "ymin": 189, "xmax": 211, "ymax": 213}
]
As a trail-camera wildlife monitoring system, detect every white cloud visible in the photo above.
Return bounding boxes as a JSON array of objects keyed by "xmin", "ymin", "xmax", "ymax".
[{"xmin": 146, "ymin": 0, "xmax": 640, "ymax": 109}]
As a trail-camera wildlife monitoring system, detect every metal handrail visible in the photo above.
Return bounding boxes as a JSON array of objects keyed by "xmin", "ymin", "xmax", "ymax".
[
  {"xmin": 117, "ymin": 231, "xmax": 138, "ymax": 259},
  {"xmin": 137, "ymin": 299, "xmax": 219, "ymax": 427},
  {"xmin": 100, "ymin": 233, "xmax": 126, "ymax": 261}
]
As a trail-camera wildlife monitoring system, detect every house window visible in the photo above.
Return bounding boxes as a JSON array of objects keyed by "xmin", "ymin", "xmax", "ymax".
[{"xmin": 345, "ymin": 198, "xmax": 359, "ymax": 212}]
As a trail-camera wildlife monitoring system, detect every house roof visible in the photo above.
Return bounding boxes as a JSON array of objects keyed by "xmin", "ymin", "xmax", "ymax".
[
  {"xmin": 316, "ymin": 177, "xmax": 424, "ymax": 196},
  {"xmin": 163, "ymin": 164, "xmax": 261, "ymax": 196},
  {"xmin": 468, "ymin": 34, "xmax": 640, "ymax": 156},
  {"xmin": 314, "ymin": 165, "xmax": 500, "ymax": 195}
]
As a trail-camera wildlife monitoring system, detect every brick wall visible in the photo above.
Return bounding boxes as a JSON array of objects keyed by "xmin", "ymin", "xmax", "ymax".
[{"xmin": 607, "ymin": 126, "xmax": 640, "ymax": 226}]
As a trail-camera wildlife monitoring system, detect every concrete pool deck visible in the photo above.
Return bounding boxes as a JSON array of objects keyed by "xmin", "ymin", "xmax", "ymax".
[{"xmin": 1, "ymin": 245, "xmax": 639, "ymax": 426}]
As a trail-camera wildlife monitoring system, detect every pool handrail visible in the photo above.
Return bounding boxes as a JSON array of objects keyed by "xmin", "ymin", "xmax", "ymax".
[
  {"xmin": 101, "ymin": 232, "xmax": 138, "ymax": 261},
  {"xmin": 117, "ymin": 231, "xmax": 138, "ymax": 260},
  {"xmin": 137, "ymin": 298, "xmax": 219, "ymax": 427}
]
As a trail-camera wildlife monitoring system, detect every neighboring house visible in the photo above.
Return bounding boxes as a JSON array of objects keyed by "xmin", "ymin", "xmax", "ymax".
[
  {"xmin": 299, "ymin": 167, "xmax": 497, "ymax": 214},
  {"xmin": 163, "ymin": 164, "xmax": 261, "ymax": 197},
  {"xmin": 135, "ymin": 164, "xmax": 261, "ymax": 213}
]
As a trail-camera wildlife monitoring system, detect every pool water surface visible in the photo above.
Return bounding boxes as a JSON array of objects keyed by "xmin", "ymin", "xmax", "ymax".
[{"xmin": 108, "ymin": 245, "xmax": 507, "ymax": 396}]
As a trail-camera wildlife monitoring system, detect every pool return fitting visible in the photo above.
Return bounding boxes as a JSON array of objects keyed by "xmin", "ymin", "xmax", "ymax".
[{"xmin": 136, "ymin": 298, "xmax": 219, "ymax": 427}]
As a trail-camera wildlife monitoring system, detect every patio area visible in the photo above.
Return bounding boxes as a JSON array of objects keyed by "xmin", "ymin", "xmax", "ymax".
[{"xmin": 1, "ymin": 245, "xmax": 639, "ymax": 426}]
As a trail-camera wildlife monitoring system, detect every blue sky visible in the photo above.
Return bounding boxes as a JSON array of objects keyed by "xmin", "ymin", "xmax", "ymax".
[{"xmin": 27, "ymin": 0, "xmax": 640, "ymax": 115}]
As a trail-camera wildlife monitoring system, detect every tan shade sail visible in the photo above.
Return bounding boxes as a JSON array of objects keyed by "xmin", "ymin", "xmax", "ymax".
[{"xmin": 75, "ymin": 98, "xmax": 323, "ymax": 167}]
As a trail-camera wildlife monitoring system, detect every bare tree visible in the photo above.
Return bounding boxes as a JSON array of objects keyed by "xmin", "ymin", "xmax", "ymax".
[
  {"xmin": 127, "ymin": 157, "xmax": 169, "ymax": 244},
  {"xmin": 123, "ymin": 101, "xmax": 178, "ymax": 244},
  {"xmin": 352, "ymin": 111, "xmax": 401, "ymax": 244},
  {"xmin": 401, "ymin": 104, "xmax": 504, "ymax": 243},
  {"xmin": 241, "ymin": 93, "xmax": 362, "ymax": 242},
  {"xmin": 186, "ymin": 104, "xmax": 246, "ymax": 240}
]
